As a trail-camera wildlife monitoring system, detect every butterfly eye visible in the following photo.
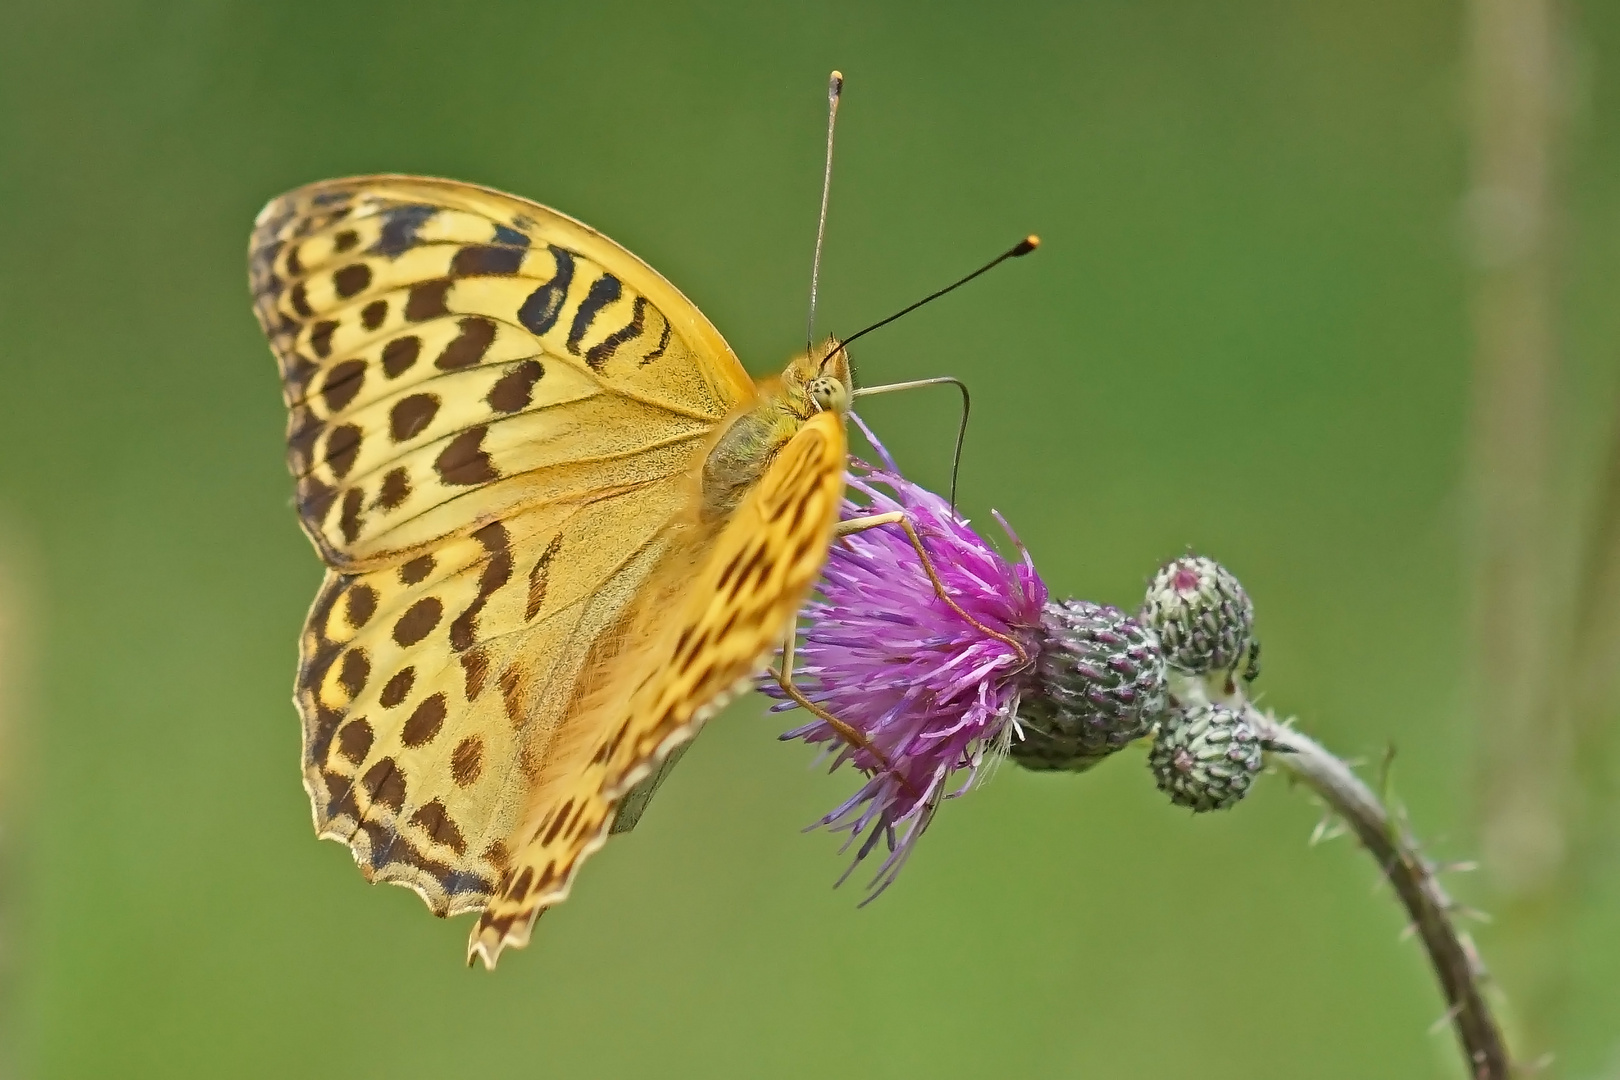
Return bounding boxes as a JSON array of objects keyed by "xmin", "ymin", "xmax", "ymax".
[{"xmin": 808, "ymin": 376, "xmax": 849, "ymax": 414}]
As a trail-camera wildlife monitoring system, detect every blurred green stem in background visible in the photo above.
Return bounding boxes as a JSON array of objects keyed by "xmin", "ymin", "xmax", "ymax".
[
  {"xmin": 1467, "ymin": 0, "xmax": 1620, "ymax": 1067},
  {"xmin": 1464, "ymin": 0, "xmax": 1574, "ymax": 1064},
  {"xmin": 1565, "ymin": 395, "xmax": 1620, "ymax": 882},
  {"xmin": 1541, "ymin": 383, "xmax": 1620, "ymax": 1063},
  {"xmin": 1466, "ymin": 0, "xmax": 1560, "ymax": 884},
  {"xmin": 0, "ymin": 537, "xmax": 26, "ymax": 1079}
]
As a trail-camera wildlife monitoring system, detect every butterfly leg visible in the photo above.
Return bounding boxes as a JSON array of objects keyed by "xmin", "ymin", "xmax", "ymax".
[
  {"xmin": 772, "ymin": 627, "xmax": 895, "ymax": 765},
  {"xmin": 772, "ymin": 631, "xmax": 924, "ymax": 799},
  {"xmin": 834, "ymin": 511, "xmax": 1031, "ymax": 664}
]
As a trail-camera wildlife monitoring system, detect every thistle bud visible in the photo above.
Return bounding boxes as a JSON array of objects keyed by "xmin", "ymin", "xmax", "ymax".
[
  {"xmin": 1148, "ymin": 700, "xmax": 1264, "ymax": 811},
  {"xmin": 1141, "ymin": 556, "xmax": 1255, "ymax": 677},
  {"xmin": 1012, "ymin": 600, "xmax": 1168, "ymax": 772}
]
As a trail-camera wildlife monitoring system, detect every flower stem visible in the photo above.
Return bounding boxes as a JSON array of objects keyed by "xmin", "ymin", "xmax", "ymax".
[{"xmin": 1242, "ymin": 705, "xmax": 1514, "ymax": 1080}]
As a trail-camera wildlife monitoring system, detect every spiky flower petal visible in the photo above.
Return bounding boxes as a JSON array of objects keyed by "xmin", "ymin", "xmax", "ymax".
[
  {"xmin": 768, "ymin": 421, "xmax": 1044, "ymax": 897},
  {"xmin": 1012, "ymin": 600, "xmax": 1167, "ymax": 772}
]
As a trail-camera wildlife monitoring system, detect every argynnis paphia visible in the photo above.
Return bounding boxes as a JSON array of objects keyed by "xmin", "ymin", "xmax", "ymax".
[{"xmin": 249, "ymin": 176, "xmax": 852, "ymax": 968}]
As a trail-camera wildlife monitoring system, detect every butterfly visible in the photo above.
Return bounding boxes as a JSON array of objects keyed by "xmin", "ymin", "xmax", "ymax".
[{"xmin": 248, "ymin": 175, "xmax": 858, "ymax": 968}]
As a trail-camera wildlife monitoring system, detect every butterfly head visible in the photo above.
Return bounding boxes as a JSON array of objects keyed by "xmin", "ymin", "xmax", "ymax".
[{"xmin": 785, "ymin": 337, "xmax": 853, "ymax": 418}]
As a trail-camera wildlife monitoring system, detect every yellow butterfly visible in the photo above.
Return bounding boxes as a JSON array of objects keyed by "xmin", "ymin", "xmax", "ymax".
[
  {"xmin": 247, "ymin": 70, "xmax": 1042, "ymax": 970},
  {"xmin": 247, "ymin": 169, "xmax": 878, "ymax": 967}
]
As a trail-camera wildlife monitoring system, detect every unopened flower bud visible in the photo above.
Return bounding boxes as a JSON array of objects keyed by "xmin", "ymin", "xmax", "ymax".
[
  {"xmin": 1141, "ymin": 556, "xmax": 1255, "ymax": 677},
  {"xmin": 1148, "ymin": 700, "xmax": 1264, "ymax": 811}
]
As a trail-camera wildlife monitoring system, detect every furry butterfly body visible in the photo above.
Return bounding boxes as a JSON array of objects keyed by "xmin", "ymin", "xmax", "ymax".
[{"xmin": 249, "ymin": 176, "xmax": 851, "ymax": 967}]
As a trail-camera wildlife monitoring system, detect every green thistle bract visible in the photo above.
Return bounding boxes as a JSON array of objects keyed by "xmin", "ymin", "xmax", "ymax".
[{"xmin": 1012, "ymin": 600, "xmax": 1167, "ymax": 772}]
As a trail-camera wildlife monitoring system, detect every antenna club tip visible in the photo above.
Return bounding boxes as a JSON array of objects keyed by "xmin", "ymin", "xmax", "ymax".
[
  {"xmin": 829, "ymin": 71, "xmax": 844, "ymax": 95},
  {"xmin": 1016, "ymin": 234, "xmax": 1040, "ymax": 255}
]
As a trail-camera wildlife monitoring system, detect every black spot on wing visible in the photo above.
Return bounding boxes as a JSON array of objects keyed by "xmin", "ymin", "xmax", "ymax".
[
  {"xmin": 333, "ymin": 263, "xmax": 371, "ymax": 298},
  {"xmin": 566, "ymin": 273, "xmax": 622, "ymax": 358},
  {"xmin": 435, "ymin": 316, "xmax": 496, "ymax": 370},
  {"xmin": 541, "ymin": 801, "xmax": 573, "ymax": 845},
  {"xmin": 585, "ymin": 295, "xmax": 647, "ymax": 370},
  {"xmin": 488, "ymin": 359, "xmax": 545, "ymax": 413},
  {"xmin": 309, "ymin": 320, "xmax": 337, "ymax": 359},
  {"xmin": 639, "ymin": 310, "xmax": 671, "ymax": 367},
  {"xmin": 451, "ymin": 245, "xmax": 525, "ymax": 276},
  {"xmin": 320, "ymin": 358, "xmax": 365, "ymax": 412},
  {"xmin": 382, "ymin": 336, "xmax": 421, "ymax": 377},
  {"xmin": 715, "ymin": 544, "xmax": 750, "ymax": 593},
  {"xmin": 369, "ymin": 204, "xmax": 438, "ymax": 258},
  {"xmin": 492, "ymin": 224, "xmax": 530, "ymax": 248},
  {"xmin": 406, "ymin": 279, "xmax": 452, "ymax": 321},
  {"xmin": 339, "ymin": 488, "xmax": 365, "ymax": 543},
  {"xmin": 376, "ymin": 467, "xmax": 410, "ymax": 509},
  {"xmin": 435, "ymin": 428, "xmax": 498, "ymax": 487},
  {"xmin": 326, "ymin": 423, "xmax": 361, "ymax": 479},
  {"xmin": 516, "ymin": 246, "xmax": 575, "ymax": 336},
  {"xmin": 724, "ymin": 544, "xmax": 768, "ymax": 601}
]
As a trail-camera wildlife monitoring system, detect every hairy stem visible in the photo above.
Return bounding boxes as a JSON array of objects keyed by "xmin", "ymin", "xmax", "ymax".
[{"xmin": 1243, "ymin": 706, "xmax": 1513, "ymax": 1080}]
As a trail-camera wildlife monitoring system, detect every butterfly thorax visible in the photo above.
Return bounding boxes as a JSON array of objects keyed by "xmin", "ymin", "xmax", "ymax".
[{"xmin": 698, "ymin": 341, "xmax": 851, "ymax": 524}]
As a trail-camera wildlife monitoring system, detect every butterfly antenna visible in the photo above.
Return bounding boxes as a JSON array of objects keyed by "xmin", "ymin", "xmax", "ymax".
[
  {"xmin": 830, "ymin": 234, "xmax": 1039, "ymax": 358},
  {"xmin": 853, "ymin": 376, "xmax": 971, "ymax": 512},
  {"xmin": 841, "ymin": 235, "xmax": 1039, "ymax": 512},
  {"xmin": 805, "ymin": 70, "xmax": 843, "ymax": 353}
]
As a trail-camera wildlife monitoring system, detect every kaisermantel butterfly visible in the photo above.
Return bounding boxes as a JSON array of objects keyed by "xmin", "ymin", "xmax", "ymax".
[{"xmin": 248, "ymin": 73, "xmax": 1035, "ymax": 968}]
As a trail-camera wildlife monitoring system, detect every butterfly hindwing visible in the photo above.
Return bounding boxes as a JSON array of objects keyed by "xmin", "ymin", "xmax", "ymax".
[
  {"xmin": 467, "ymin": 411, "xmax": 849, "ymax": 967},
  {"xmin": 298, "ymin": 474, "xmax": 691, "ymax": 914}
]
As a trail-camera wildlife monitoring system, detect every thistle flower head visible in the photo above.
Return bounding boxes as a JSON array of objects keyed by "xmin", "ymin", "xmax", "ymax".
[{"xmin": 769, "ymin": 416, "xmax": 1046, "ymax": 897}]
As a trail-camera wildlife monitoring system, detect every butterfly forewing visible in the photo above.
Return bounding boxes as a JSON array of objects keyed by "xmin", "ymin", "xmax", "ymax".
[
  {"xmin": 249, "ymin": 176, "xmax": 753, "ymax": 571},
  {"xmin": 468, "ymin": 412, "xmax": 848, "ymax": 967}
]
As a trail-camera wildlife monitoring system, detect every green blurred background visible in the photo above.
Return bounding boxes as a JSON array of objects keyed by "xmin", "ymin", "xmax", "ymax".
[{"xmin": 2, "ymin": 2, "xmax": 1617, "ymax": 1077}]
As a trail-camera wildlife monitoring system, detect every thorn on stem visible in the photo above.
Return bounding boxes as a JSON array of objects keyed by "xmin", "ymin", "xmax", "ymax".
[
  {"xmin": 1428, "ymin": 1003, "xmax": 1464, "ymax": 1036},
  {"xmin": 1308, "ymin": 817, "xmax": 1347, "ymax": 847},
  {"xmin": 1309, "ymin": 816, "xmax": 1332, "ymax": 846},
  {"xmin": 1447, "ymin": 903, "xmax": 1495, "ymax": 924}
]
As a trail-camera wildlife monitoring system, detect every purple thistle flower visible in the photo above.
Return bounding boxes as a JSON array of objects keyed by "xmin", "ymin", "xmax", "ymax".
[{"xmin": 768, "ymin": 415, "xmax": 1046, "ymax": 898}]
